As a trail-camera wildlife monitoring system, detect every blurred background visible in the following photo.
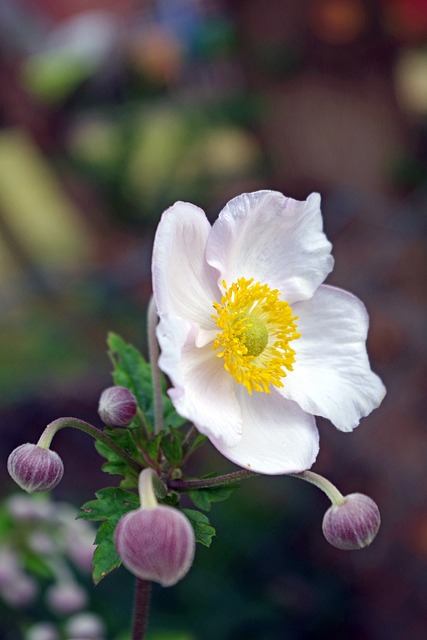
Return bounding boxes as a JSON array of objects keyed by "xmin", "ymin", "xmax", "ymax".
[{"xmin": 0, "ymin": 0, "xmax": 426, "ymax": 638}]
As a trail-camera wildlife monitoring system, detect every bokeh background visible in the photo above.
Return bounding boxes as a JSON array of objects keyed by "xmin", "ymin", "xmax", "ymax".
[{"xmin": 1, "ymin": 0, "xmax": 427, "ymax": 638}]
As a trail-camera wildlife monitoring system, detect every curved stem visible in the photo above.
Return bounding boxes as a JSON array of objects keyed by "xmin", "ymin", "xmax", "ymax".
[
  {"xmin": 290, "ymin": 470, "xmax": 345, "ymax": 506},
  {"xmin": 132, "ymin": 578, "xmax": 152, "ymax": 640},
  {"xmin": 147, "ymin": 296, "xmax": 164, "ymax": 435},
  {"xmin": 37, "ymin": 417, "xmax": 141, "ymax": 473},
  {"xmin": 169, "ymin": 469, "xmax": 258, "ymax": 491}
]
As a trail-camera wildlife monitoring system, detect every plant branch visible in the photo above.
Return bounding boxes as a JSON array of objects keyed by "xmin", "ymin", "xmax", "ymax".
[
  {"xmin": 132, "ymin": 578, "xmax": 152, "ymax": 640},
  {"xmin": 38, "ymin": 417, "xmax": 141, "ymax": 473},
  {"xmin": 290, "ymin": 470, "xmax": 345, "ymax": 506},
  {"xmin": 168, "ymin": 469, "xmax": 258, "ymax": 491}
]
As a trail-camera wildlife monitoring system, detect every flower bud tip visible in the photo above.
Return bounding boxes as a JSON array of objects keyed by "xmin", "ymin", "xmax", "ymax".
[
  {"xmin": 115, "ymin": 505, "xmax": 195, "ymax": 587},
  {"xmin": 322, "ymin": 493, "xmax": 380, "ymax": 550},
  {"xmin": 98, "ymin": 386, "xmax": 138, "ymax": 426},
  {"xmin": 7, "ymin": 444, "xmax": 64, "ymax": 493}
]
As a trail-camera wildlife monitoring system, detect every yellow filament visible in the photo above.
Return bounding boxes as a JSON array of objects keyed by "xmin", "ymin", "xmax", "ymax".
[{"xmin": 212, "ymin": 277, "xmax": 300, "ymax": 394}]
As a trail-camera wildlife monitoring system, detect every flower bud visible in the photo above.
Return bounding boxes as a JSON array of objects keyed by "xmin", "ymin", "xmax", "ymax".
[
  {"xmin": 7, "ymin": 444, "xmax": 64, "ymax": 493},
  {"xmin": 65, "ymin": 612, "xmax": 106, "ymax": 639},
  {"xmin": 45, "ymin": 582, "xmax": 87, "ymax": 615},
  {"xmin": 27, "ymin": 622, "xmax": 59, "ymax": 640},
  {"xmin": 322, "ymin": 493, "xmax": 381, "ymax": 550},
  {"xmin": 1, "ymin": 572, "xmax": 37, "ymax": 606},
  {"xmin": 98, "ymin": 386, "xmax": 138, "ymax": 426},
  {"xmin": 115, "ymin": 505, "xmax": 195, "ymax": 587}
]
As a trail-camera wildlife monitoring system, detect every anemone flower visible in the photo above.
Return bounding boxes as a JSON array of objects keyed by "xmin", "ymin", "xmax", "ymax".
[{"xmin": 152, "ymin": 191, "xmax": 385, "ymax": 474}]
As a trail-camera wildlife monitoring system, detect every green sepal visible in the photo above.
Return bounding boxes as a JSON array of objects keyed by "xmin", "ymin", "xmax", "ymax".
[
  {"xmin": 182, "ymin": 509, "xmax": 216, "ymax": 547},
  {"xmin": 188, "ymin": 483, "xmax": 240, "ymax": 512}
]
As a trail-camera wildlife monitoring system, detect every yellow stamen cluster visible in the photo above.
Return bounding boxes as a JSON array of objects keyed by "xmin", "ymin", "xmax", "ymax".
[{"xmin": 212, "ymin": 277, "xmax": 300, "ymax": 394}]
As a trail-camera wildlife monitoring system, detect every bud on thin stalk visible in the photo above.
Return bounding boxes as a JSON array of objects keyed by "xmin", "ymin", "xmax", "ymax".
[
  {"xmin": 115, "ymin": 469, "xmax": 195, "ymax": 587},
  {"xmin": 7, "ymin": 444, "xmax": 64, "ymax": 493},
  {"xmin": 98, "ymin": 386, "xmax": 138, "ymax": 427},
  {"xmin": 322, "ymin": 493, "xmax": 381, "ymax": 550}
]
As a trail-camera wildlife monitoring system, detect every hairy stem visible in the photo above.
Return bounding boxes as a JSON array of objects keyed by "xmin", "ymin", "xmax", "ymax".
[
  {"xmin": 132, "ymin": 578, "xmax": 152, "ymax": 640},
  {"xmin": 37, "ymin": 417, "xmax": 141, "ymax": 473},
  {"xmin": 169, "ymin": 469, "xmax": 258, "ymax": 491},
  {"xmin": 147, "ymin": 297, "xmax": 164, "ymax": 435},
  {"xmin": 290, "ymin": 470, "xmax": 346, "ymax": 506}
]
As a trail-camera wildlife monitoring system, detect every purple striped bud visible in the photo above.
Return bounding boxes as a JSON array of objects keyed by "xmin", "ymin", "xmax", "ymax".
[
  {"xmin": 7, "ymin": 444, "xmax": 64, "ymax": 493},
  {"xmin": 115, "ymin": 505, "xmax": 195, "ymax": 587},
  {"xmin": 322, "ymin": 493, "xmax": 381, "ymax": 550},
  {"xmin": 114, "ymin": 468, "xmax": 195, "ymax": 586},
  {"xmin": 98, "ymin": 386, "xmax": 138, "ymax": 426}
]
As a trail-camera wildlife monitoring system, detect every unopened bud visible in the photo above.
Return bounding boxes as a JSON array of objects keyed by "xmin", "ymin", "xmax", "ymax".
[
  {"xmin": 45, "ymin": 582, "xmax": 87, "ymax": 615},
  {"xmin": 7, "ymin": 444, "xmax": 64, "ymax": 493},
  {"xmin": 27, "ymin": 622, "xmax": 59, "ymax": 640},
  {"xmin": 65, "ymin": 612, "xmax": 106, "ymax": 639},
  {"xmin": 115, "ymin": 468, "xmax": 195, "ymax": 587},
  {"xmin": 98, "ymin": 386, "xmax": 138, "ymax": 426},
  {"xmin": 115, "ymin": 504, "xmax": 195, "ymax": 586},
  {"xmin": 322, "ymin": 493, "xmax": 381, "ymax": 550}
]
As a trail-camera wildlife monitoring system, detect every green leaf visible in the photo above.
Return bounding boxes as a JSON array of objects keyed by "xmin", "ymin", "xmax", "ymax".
[
  {"xmin": 92, "ymin": 519, "xmax": 122, "ymax": 584},
  {"xmin": 79, "ymin": 487, "xmax": 140, "ymax": 522},
  {"xmin": 108, "ymin": 332, "xmax": 154, "ymax": 424},
  {"xmin": 188, "ymin": 484, "xmax": 239, "ymax": 512},
  {"xmin": 107, "ymin": 332, "xmax": 186, "ymax": 430},
  {"xmin": 183, "ymin": 433, "xmax": 207, "ymax": 460},
  {"xmin": 161, "ymin": 430, "xmax": 184, "ymax": 467},
  {"xmin": 94, "ymin": 428, "xmax": 141, "ymax": 483},
  {"xmin": 23, "ymin": 550, "xmax": 55, "ymax": 580},
  {"xmin": 79, "ymin": 487, "xmax": 140, "ymax": 584},
  {"xmin": 182, "ymin": 509, "xmax": 216, "ymax": 547}
]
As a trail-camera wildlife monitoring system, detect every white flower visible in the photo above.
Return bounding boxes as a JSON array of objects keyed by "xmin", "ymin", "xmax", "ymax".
[{"xmin": 152, "ymin": 191, "xmax": 386, "ymax": 474}]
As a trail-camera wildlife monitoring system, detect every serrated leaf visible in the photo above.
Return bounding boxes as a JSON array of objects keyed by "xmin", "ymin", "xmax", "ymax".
[
  {"xmin": 182, "ymin": 509, "xmax": 216, "ymax": 547},
  {"xmin": 188, "ymin": 484, "xmax": 239, "ymax": 512},
  {"xmin": 108, "ymin": 332, "xmax": 154, "ymax": 424},
  {"xmin": 79, "ymin": 487, "xmax": 140, "ymax": 522},
  {"xmin": 92, "ymin": 519, "xmax": 122, "ymax": 584},
  {"xmin": 107, "ymin": 332, "xmax": 186, "ymax": 430}
]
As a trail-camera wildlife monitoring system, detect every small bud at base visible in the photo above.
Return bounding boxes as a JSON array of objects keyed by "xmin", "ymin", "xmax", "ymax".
[
  {"xmin": 7, "ymin": 444, "xmax": 64, "ymax": 493},
  {"xmin": 322, "ymin": 493, "xmax": 381, "ymax": 551},
  {"xmin": 115, "ymin": 505, "xmax": 195, "ymax": 587},
  {"xmin": 98, "ymin": 386, "xmax": 138, "ymax": 426}
]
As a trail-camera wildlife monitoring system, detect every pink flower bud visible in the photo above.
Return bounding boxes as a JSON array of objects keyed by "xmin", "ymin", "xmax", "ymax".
[
  {"xmin": 98, "ymin": 386, "xmax": 138, "ymax": 426},
  {"xmin": 45, "ymin": 582, "xmax": 88, "ymax": 615},
  {"xmin": 115, "ymin": 505, "xmax": 195, "ymax": 587},
  {"xmin": 7, "ymin": 444, "xmax": 64, "ymax": 493},
  {"xmin": 322, "ymin": 493, "xmax": 381, "ymax": 550},
  {"xmin": 65, "ymin": 612, "xmax": 106, "ymax": 639},
  {"xmin": 27, "ymin": 622, "xmax": 59, "ymax": 640}
]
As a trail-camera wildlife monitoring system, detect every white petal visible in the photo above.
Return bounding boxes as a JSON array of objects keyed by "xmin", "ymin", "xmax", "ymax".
[
  {"xmin": 152, "ymin": 201, "xmax": 219, "ymax": 326},
  {"xmin": 211, "ymin": 386, "xmax": 319, "ymax": 474},
  {"xmin": 281, "ymin": 285, "xmax": 386, "ymax": 431},
  {"xmin": 206, "ymin": 191, "xmax": 334, "ymax": 303},
  {"xmin": 157, "ymin": 315, "xmax": 242, "ymax": 447}
]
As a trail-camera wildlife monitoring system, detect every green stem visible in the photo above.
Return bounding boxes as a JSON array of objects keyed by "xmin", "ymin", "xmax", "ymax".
[
  {"xmin": 147, "ymin": 297, "xmax": 164, "ymax": 435},
  {"xmin": 132, "ymin": 578, "xmax": 152, "ymax": 640},
  {"xmin": 37, "ymin": 417, "xmax": 141, "ymax": 474},
  {"xmin": 181, "ymin": 425, "xmax": 204, "ymax": 465},
  {"xmin": 290, "ymin": 470, "xmax": 345, "ymax": 506},
  {"xmin": 168, "ymin": 469, "xmax": 258, "ymax": 491}
]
